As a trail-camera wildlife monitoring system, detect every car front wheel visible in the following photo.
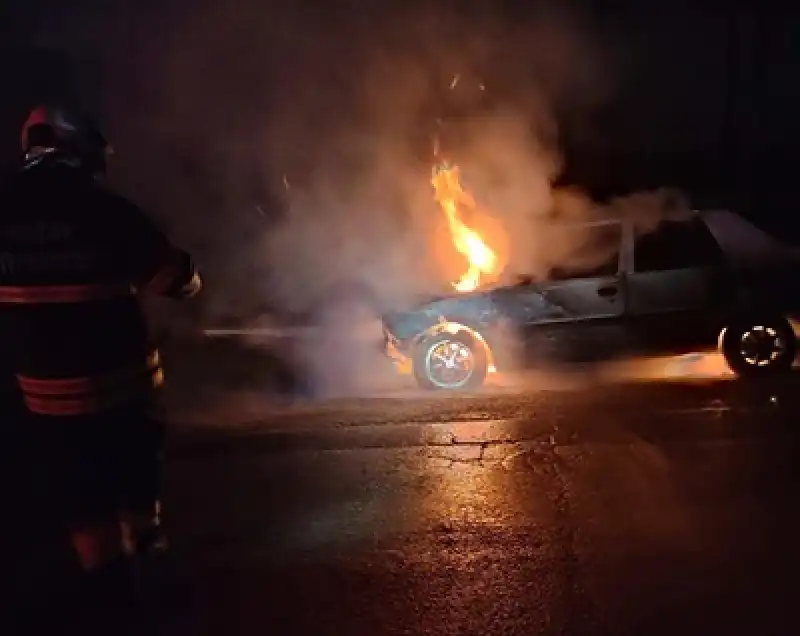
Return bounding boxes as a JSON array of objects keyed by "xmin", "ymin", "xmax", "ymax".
[
  {"xmin": 719, "ymin": 316, "xmax": 796, "ymax": 377},
  {"xmin": 413, "ymin": 330, "xmax": 488, "ymax": 390}
]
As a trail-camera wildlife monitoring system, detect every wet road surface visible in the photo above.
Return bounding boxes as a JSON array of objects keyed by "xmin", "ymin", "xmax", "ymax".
[
  {"xmin": 6, "ymin": 363, "xmax": 800, "ymax": 635},
  {"xmin": 170, "ymin": 372, "xmax": 800, "ymax": 635}
]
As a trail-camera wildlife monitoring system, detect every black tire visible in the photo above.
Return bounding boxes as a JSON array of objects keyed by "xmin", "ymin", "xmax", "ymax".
[
  {"xmin": 719, "ymin": 316, "xmax": 796, "ymax": 377},
  {"xmin": 413, "ymin": 330, "xmax": 488, "ymax": 391}
]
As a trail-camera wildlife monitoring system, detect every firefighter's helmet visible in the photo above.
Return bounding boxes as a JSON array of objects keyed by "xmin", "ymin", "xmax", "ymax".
[{"xmin": 20, "ymin": 105, "xmax": 112, "ymax": 173}]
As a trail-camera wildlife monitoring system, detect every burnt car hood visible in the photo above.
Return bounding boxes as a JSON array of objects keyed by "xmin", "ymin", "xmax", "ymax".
[{"xmin": 381, "ymin": 288, "xmax": 500, "ymax": 342}]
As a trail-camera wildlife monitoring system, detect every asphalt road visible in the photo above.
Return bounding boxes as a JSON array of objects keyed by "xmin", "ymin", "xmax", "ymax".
[{"xmin": 5, "ymin": 349, "xmax": 800, "ymax": 635}]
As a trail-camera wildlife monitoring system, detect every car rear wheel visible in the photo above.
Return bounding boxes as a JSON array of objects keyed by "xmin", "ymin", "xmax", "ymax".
[
  {"xmin": 719, "ymin": 316, "xmax": 796, "ymax": 377},
  {"xmin": 413, "ymin": 330, "xmax": 488, "ymax": 391}
]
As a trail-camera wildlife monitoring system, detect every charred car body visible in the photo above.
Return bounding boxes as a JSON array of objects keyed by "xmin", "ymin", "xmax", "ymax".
[{"xmin": 382, "ymin": 211, "xmax": 800, "ymax": 390}]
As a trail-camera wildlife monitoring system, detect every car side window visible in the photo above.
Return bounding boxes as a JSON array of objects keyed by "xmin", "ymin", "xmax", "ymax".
[
  {"xmin": 547, "ymin": 223, "xmax": 622, "ymax": 281},
  {"xmin": 634, "ymin": 218, "xmax": 725, "ymax": 272}
]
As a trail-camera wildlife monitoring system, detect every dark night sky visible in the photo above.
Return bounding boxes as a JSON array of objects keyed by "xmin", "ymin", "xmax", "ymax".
[{"xmin": 2, "ymin": 1, "xmax": 800, "ymax": 238}]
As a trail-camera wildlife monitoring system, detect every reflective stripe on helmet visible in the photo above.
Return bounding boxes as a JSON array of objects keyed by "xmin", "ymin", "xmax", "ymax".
[{"xmin": 21, "ymin": 105, "xmax": 109, "ymax": 156}]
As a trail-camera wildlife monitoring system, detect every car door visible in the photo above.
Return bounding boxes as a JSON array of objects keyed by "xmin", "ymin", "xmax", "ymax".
[
  {"xmin": 496, "ymin": 220, "xmax": 626, "ymax": 361},
  {"xmin": 625, "ymin": 215, "xmax": 728, "ymax": 350}
]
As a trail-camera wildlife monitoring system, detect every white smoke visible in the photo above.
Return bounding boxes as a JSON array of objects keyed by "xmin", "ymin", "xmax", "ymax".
[{"xmin": 18, "ymin": 1, "xmax": 693, "ymax": 398}]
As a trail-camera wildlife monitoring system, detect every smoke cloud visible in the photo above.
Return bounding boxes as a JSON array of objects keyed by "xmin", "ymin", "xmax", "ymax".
[{"xmin": 13, "ymin": 1, "xmax": 691, "ymax": 397}]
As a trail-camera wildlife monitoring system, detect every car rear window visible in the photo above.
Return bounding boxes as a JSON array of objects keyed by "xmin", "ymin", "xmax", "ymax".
[{"xmin": 634, "ymin": 218, "xmax": 725, "ymax": 272}]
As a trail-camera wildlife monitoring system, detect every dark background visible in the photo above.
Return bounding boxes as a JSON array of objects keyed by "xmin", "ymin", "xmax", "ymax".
[{"xmin": 1, "ymin": 1, "xmax": 799, "ymax": 240}]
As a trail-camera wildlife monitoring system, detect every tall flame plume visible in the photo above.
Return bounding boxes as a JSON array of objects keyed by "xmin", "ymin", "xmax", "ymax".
[{"xmin": 431, "ymin": 163, "xmax": 498, "ymax": 292}]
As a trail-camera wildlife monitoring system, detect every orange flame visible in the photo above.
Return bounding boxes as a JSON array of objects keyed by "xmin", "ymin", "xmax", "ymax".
[{"xmin": 431, "ymin": 164, "xmax": 498, "ymax": 292}]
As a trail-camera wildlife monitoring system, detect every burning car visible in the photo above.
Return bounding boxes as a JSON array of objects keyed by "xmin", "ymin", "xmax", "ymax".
[{"xmin": 382, "ymin": 181, "xmax": 800, "ymax": 390}]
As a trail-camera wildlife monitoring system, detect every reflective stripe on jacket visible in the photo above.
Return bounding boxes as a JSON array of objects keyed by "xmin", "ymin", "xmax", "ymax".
[
  {"xmin": 17, "ymin": 350, "xmax": 163, "ymax": 416},
  {"xmin": 0, "ymin": 283, "xmax": 134, "ymax": 304}
]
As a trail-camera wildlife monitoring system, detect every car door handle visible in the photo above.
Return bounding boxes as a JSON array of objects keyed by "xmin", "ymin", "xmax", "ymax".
[{"xmin": 597, "ymin": 284, "xmax": 618, "ymax": 298}]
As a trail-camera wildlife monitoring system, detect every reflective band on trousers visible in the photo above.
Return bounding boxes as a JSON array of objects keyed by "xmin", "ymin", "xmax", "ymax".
[
  {"xmin": 0, "ymin": 283, "xmax": 134, "ymax": 304},
  {"xmin": 17, "ymin": 351, "xmax": 163, "ymax": 416}
]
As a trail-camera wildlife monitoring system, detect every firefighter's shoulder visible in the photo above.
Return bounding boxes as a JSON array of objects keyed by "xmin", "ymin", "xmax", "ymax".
[
  {"xmin": 91, "ymin": 185, "xmax": 171, "ymax": 249},
  {"xmin": 90, "ymin": 187, "xmax": 203, "ymax": 299},
  {"xmin": 92, "ymin": 183, "xmax": 151, "ymax": 220}
]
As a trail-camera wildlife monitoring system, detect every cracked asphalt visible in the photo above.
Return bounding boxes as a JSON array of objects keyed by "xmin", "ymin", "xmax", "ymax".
[
  {"xmin": 162, "ymin": 371, "xmax": 800, "ymax": 635},
  {"xmin": 6, "ymin": 361, "xmax": 800, "ymax": 635}
]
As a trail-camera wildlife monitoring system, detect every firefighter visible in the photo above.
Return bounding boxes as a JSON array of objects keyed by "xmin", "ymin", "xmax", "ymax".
[{"xmin": 0, "ymin": 105, "xmax": 202, "ymax": 619}]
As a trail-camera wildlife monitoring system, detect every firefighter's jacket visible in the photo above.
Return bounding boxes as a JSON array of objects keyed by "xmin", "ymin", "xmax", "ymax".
[{"xmin": 0, "ymin": 154, "xmax": 201, "ymax": 416}]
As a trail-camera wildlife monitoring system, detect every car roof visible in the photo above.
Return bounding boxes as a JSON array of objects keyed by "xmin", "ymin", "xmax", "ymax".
[
  {"xmin": 698, "ymin": 209, "xmax": 795, "ymax": 265},
  {"xmin": 542, "ymin": 210, "xmax": 797, "ymax": 266}
]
